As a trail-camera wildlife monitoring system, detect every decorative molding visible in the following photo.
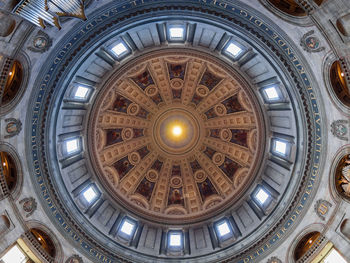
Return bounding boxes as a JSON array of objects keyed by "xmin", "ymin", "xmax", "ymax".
[
  {"xmin": 331, "ymin": 120, "xmax": 348, "ymax": 141},
  {"xmin": 19, "ymin": 197, "xmax": 37, "ymax": 217},
  {"xmin": 300, "ymin": 30, "xmax": 325, "ymax": 53},
  {"xmin": 4, "ymin": 118, "xmax": 22, "ymax": 138},
  {"xmin": 314, "ymin": 199, "xmax": 332, "ymax": 221}
]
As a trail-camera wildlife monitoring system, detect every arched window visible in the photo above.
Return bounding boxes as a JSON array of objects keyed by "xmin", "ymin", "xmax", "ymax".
[
  {"xmin": 294, "ymin": 231, "xmax": 321, "ymax": 261},
  {"xmin": 330, "ymin": 60, "xmax": 350, "ymax": 107},
  {"xmin": 267, "ymin": 0, "xmax": 307, "ymax": 16},
  {"xmin": 1, "ymin": 60, "xmax": 23, "ymax": 106},
  {"xmin": 0, "ymin": 151, "xmax": 18, "ymax": 194},
  {"xmin": 30, "ymin": 228, "xmax": 56, "ymax": 258},
  {"xmin": 335, "ymin": 154, "xmax": 350, "ymax": 201}
]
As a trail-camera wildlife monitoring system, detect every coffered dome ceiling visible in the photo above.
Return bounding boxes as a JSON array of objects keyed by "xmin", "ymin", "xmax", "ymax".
[
  {"xmin": 90, "ymin": 51, "xmax": 263, "ymax": 222},
  {"xmin": 25, "ymin": 1, "xmax": 324, "ymax": 262}
]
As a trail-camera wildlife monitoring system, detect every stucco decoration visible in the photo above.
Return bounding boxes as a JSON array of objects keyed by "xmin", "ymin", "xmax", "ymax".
[
  {"xmin": 314, "ymin": 199, "xmax": 332, "ymax": 221},
  {"xmin": 28, "ymin": 31, "xmax": 53, "ymax": 53},
  {"xmin": 65, "ymin": 254, "xmax": 83, "ymax": 263},
  {"xmin": 300, "ymin": 30, "xmax": 325, "ymax": 53},
  {"xmin": 267, "ymin": 256, "xmax": 282, "ymax": 263},
  {"xmin": 331, "ymin": 119, "xmax": 348, "ymax": 141},
  {"xmin": 4, "ymin": 118, "xmax": 22, "ymax": 138},
  {"xmin": 19, "ymin": 197, "xmax": 37, "ymax": 217}
]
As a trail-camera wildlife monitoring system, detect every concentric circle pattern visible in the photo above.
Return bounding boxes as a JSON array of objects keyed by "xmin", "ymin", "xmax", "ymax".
[{"xmin": 90, "ymin": 52, "xmax": 264, "ymax": 221}]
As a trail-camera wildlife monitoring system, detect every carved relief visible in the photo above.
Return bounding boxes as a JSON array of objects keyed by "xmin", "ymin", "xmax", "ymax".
[
  {"xmin": 331, "ymin": 120, "xmax": 348, "ymax": 141},
  {"xmin": 19, "ymin": 197, "xmax": 37, "ymax": 217},
  {"xmin": 300, "ymin": 30, "xmax": 325, "ymax": 53},
  {"xmin": 314, "ymin": 199, "xmax": 332, "ymax": 220},
  {"xmin": 4, "ymin": 118, "xmax": 22, "ymax": 138},
  {"xmin": 65, "ymin": 254, "xmax": 83, "ymax": 263},
  {"xmin": 28, "ymin": 31, "xmax": 52, "ymax": 53}
]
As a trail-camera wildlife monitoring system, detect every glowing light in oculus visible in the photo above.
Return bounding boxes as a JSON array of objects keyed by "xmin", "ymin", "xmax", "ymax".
[
  {"xmin": 165, "ymin": 120, "xmax": 188, "ymax": 142},
  {"xmin": 255, "ymin": 188, "xmax": 269, "ymax": 204},
  {"xmin": 83, "ymin": 186, "xmax": 97, "ymax": 203},
  {"xmin": 111, "ymin": 42, "xmax": 128, "ymax": 57},
  {"xmin": 274, "ymin": 140, "xmax": 287, "ymax": 155},
  {"xmin": 169, "ymin": 27, "xmax": 184, "ymax": 39},
  {"xmin": 65, "ymin": 139, "xmax": 79, "ymax": 154},
  {"xmin": 74, "ymin": 86, "xmax": 89, "ymax": 99},
  {"xmin": 217, "ymin": 221, "xmax": 231, "ymax": 237},
  {"xmin": 1, "ymin": 245, "xmax": 27, "ymax": 263},
  {"xmin": 169, "ymin": 233, "xmax": 182, "ymax": 247},
  {"xmin": 226, "ymin": 42, "xmax": 242, "ymax": 57},
  {"xmin": 120, "ymin": 220, "xmax": 135, "ymax": 236},
  {"xmin": 264, "ymin": 86, "xmax": 279, "ymax": 100},
  {"xmin": 172, "ymin": 125, "xmax": 183, "ymax": 137}
]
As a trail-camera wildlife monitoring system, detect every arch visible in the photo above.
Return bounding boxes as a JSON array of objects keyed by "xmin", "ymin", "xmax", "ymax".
[
  {"xmin": 323, "ymin": 53, "xmax": 350, "ymax": 112},
  {"xmin": 267, "ymin": 0, "xmax": 307, "ymax": 16},
  {"xmin": 293, "ymin": 231, "xmax": 321, "ymax": 261},
  {"xmin": 0, "ymin": 151, "xmax": 18, "ymax": 192},
  {"xmin": 0, "ymin": 144, "xmax": 22, "ymax": 200},
  {"xmin": 30, "ymin": 228, "xmax": 56, "ymax": 258},
  {"xmin": 1, "ymin": 60, "xmax": 22, "ymax": 105},
  {"xmin": 25, "ymin": 221, "xmax": 63, "ymax": 263},
  {"xmin": 0, "ymin": 52, "xmax": 29, "ymax": 116},
  {"xmin": 334, "ymin": 153, "xmax": 350, "ymax": 202},
  {"xmin": 258, "ymin": 0, "xmax": 313, "ymax": 27},
  {"xmin": 330, "ymin": 60, "xmax": 350, "ymax": 107}
]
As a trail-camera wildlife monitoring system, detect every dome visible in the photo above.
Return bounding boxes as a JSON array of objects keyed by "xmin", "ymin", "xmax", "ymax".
[
  {"xmin": 31, "ymin": 2, "xmax": 308, "ymax": 262},
  {"xmin": 1, "ymin": 1, "xmax": 350, "ymax": 263},
  {"xmin": 89, "ymin": 50, "xmax": 264, "ymax": 223}
]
